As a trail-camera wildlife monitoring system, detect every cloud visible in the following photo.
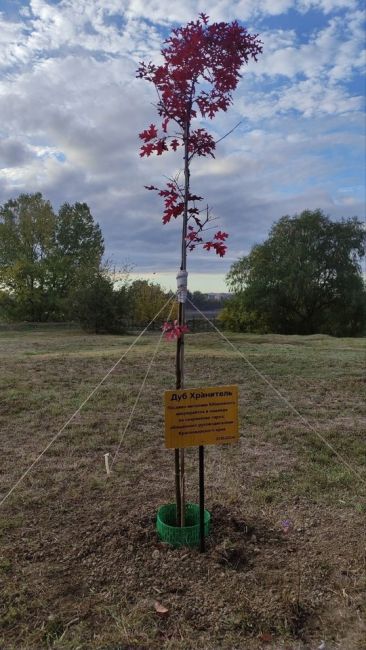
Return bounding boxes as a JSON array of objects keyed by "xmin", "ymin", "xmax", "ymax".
[
  {"xmin": 0, "ymin": 0, "xmax": 364, "ymax": 277},
  {"xmin": 0, "ymin": 139, "xmax": 34, "ymax": 167},
  {"xmin": 247, "ymin": 11, "xmax": 365, "ymax": 81},
  {"xmin": 0, "ymin": 1, "xmax": 163, "ymax": 71},
  {"xmin": 298, "ymin": 0, "xmax": 358, "ymax": 12},
  {"xmin": 232, "ymin": 10, "xmax": 365, "ymax": 123}
]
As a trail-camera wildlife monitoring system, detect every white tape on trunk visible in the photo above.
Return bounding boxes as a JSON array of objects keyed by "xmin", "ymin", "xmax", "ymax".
[{"xmin": 176, "ymin": 270, "xmax": 188, "ymax": 303}]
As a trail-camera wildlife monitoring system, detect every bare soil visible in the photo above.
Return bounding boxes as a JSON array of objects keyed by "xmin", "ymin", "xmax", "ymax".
[{"xmin": 0, "ymin": 328, "xmax": 365, "ymax": 649}]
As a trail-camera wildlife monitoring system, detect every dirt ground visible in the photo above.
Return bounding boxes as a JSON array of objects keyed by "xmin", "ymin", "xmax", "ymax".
[{"xmin": 0, "ymin": 328, "xmax": 365, "ymax": 649}]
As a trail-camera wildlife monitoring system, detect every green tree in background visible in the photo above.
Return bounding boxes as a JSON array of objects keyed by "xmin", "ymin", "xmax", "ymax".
[
  {"xmin": 187, "ymin": 290, "xmax": 228, "ymax": 311},
  {"xmin": 221, "ymin": 209, "xmax": 365, "ymax": 336},
  {"xmin": 49, "ymin": 202, "xmax": 104, "ymax": 319},
  {"xmin": 0, "ymin": 193, "xmax": 104, "ymax": 322},
  {"xmin": 128, "ymin": 279, "xmax": 174, "ymax": 325},
  {"xmin": 69, "ymin": 269, "xmax": 131, "ymax": 334},
  {"xmin": 0, "ymin": 194, "xmax": 173, "ymax": 332},
  {"xmin": 0, "ymin": 193, "xmax": 56, "ymax": 321}
]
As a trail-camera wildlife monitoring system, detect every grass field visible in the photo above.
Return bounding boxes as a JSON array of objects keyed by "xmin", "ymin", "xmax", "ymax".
[{"xmin": 0, "ymin": 326, "xmax": 365, "ymax": 649}]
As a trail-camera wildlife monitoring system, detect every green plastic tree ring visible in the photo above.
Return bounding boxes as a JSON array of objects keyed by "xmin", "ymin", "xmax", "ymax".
[{"xmin": 156, "ymin": 503, "xmax": 211, "ymax": 547}]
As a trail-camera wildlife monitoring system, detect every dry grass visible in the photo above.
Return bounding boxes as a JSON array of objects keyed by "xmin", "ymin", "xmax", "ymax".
[{"xmin": 0, "ymin": 325, "xmax": 365, "ymax": 649}]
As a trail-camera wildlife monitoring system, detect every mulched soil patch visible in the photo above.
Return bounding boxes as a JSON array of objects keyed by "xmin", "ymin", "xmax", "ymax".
[{"xmin": 1, "ymin": 483, "xmax": 365, "ymax": 649}]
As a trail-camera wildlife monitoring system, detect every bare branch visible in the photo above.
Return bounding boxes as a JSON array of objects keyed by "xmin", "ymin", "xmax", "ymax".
[{"xmin": 215, "ymin": 120, "xmax": 243, "ymax": 145}]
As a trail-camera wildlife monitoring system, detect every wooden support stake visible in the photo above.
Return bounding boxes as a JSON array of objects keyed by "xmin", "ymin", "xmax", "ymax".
[
  {"xmin": 175, "ymin": 301, "xmax": 186, "ymax": 527},
  {"xmin": 199, "ymin": 445, "xmax": 205, "ymax": 553},
  {"xmin": 104, "ymin": 452, "xmax": 111, "ymax": 476},
  {"xmin": 175, "ymin": 449, "xmax": 181, "ymax": 526},
  {"xmin": 180, "ymin": 448, "xmax": 185, "ymax": 527}
]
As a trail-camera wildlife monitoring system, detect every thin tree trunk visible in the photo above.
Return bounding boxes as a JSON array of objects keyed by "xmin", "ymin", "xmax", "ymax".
[{"xmin": 175, "ymin": 117, "xmax": 190, "ymax": 527}]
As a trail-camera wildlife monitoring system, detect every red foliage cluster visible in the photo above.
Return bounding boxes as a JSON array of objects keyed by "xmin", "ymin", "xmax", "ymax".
[
  {"xmin": 145, "ymin": 184, "xmax": 202, "ymax": 225},
  {"xmin": 145, "ymin": 183, "xmax": 228, "ymax": 255},
  {"xmin": 137, "ymin": 14, "xmax": 262, "ymax": 256},
  {"xmin": 137, "ymin": 13, "xmax": 262, "ymax": 139},
  {"xmin": 186, "ymin": 227, "xmax": 228, "ymax": 256},
  {"xmin": 162, "ymin": 320, "xmax": 190, "ymax": 340}
]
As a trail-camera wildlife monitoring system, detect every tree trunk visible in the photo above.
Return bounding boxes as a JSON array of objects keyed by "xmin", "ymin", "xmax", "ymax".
[{"xmin": 175, "ymin": 117, "xmax": 190, "ymax": 527}]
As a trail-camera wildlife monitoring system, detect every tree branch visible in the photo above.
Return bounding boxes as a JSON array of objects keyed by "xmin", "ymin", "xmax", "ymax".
[{"xmin": 215, "ymin": 120, "xmax": 243, "ymax": 145}]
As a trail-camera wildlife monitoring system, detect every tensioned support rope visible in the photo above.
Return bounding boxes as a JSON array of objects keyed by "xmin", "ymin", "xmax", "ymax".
[
  {"xmin": 109, "ymin": 301, "xmax": 175, "ymax": 471},
  {"xmin": 0, "ymin": 295, "xmax": 175, "ymax": 508},
  {"xmin": 187, "ymin": 298, "xmax": 366, "ymax": 486}
]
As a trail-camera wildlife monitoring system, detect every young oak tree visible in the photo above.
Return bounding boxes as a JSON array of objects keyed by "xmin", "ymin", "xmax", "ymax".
[
  {"xmin": 138, "ymin": 13, "xmax": 262, "ymax": 263},
  {"xmin": 138, "ymin": 14, "xmax": 262, "ymax": 526}
]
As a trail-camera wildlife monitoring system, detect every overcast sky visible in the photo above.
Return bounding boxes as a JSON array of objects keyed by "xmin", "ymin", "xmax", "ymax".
[{"xmin": 0, "ymin": 0, "xmax": 365, "ymax": 291}]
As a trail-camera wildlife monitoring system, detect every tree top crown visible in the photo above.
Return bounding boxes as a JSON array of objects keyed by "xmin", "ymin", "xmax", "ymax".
[
  {"xmin": 137, "ymin": 15, "xmax": 262, "ymax": 259},
  {"xmin": 137, "ymin": 14, "xmax": 262, "ymax": 129}
]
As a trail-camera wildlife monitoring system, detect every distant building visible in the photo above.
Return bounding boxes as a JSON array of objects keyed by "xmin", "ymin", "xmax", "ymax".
[
  {"xmin": 186, "ymin": 292, "xmax": 231, "ymax": 319},
  {"xmin": 206, "ymin": 293, "xmax": 231, "ymax": 301}
]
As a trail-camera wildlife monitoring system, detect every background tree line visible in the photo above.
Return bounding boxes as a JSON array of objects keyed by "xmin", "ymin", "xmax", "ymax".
[
  {"xmin": 1, "ymin": 197, "xmax": 364, "ymax": 337},
  {"xmin": 0, "ymin": 193, "xmax": 173, "ymax": 332},
  {"xmin": 187, "ymin": 290, "xmax": 228, "ymax": 312},
  {"xmin": 219, "ymin": 209, "xmax": 365, "ymax": 337}
]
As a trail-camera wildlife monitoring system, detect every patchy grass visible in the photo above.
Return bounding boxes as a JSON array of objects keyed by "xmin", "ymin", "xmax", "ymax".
[{"xmin": 0, "ymin": 326, "xmax": 365, "ymax": 649}]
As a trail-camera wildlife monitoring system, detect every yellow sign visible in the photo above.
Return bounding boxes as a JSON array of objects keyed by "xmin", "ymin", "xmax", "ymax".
[{"xmin": 164, "ymin": 385, "xmax": 239, "ymax": 449}]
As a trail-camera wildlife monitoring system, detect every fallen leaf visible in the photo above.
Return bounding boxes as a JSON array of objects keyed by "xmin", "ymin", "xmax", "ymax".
[
  {"xmin": 259, "ymin": 632, "xmax": 273, "ymax": 643},
  {"xmin": 154, "ymin": 600, "xmax": 169, "ymax": 617}
]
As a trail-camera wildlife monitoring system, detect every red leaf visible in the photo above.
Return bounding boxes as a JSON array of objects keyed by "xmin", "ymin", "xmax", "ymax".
[
  {"xmin": 139, "ymin": 123, "xmax": 158, "ymax": 142},
  {"xmin": 170, "ymin": 139, "xmax": 180, "ymax": 151},
  {"xmin": 156, "ymin": 139, "xmax": 168, "ymax": 155},
  {"xmin": 140, "ymin": 143, "xmax": 154, "ymax": 157},
  {"xmin": 259, "ymin": 632, "xmax": 273, "ymax": 643},
  {"xmin": 214, "ymin": 242, "xmax": 227, "ymax": 257},
  {"xmin": 203, "ymin": 241, "xmax": 227, "ymax": 256},
  {"xmin": 203, "ymin": 242, "xmax": 213, "ymax": 251},
  {"xmin": 188, "ymin": 193, "xmax": 203, "ymax": 202},
  {"xmin": 162, "ymin": 202, "xmax": 184, "ymax": 223},
  {"xmin": 214, "ymin": 230, "xmax": 228, "ymax": 241}
]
